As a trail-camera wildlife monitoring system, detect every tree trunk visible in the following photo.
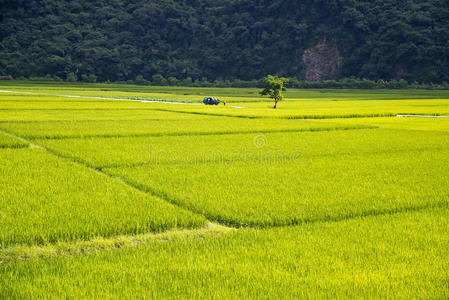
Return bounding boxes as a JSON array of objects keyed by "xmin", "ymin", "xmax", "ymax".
[{"xmin": 274, "ymin": 100, "xmax": 277, "ymax": 109}]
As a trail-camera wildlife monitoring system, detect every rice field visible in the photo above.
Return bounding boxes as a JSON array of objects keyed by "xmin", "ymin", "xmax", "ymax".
[
  {"xmin": 0, "ymin": 117, "xmax": 370, "ymax": 139},
  {"xmin": 36, "ymin": 128, "xmax": 449, "ymax": 167},
  {"xmin": 0, "ymin": 148, "xmax": 205, "ymax": 247},
  {"xmin": 152, "ymin": 98, "xmax": 449, "ymax": 119},
  {"xmin": 0, "ymin": 132, "xmax": 28, "ymax": 149},
  {"xmin": 2, "ymin": 208, "xmax": 448, "ymax": 299},
  {"xmin": 0, "ymin": 82, "xmax": 448, "ymax": 298}
]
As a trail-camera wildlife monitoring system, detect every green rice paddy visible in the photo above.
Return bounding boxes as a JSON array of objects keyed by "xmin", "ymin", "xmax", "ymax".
[
  {"xmin": 0, "ymin": 132, "xmax": 28, "ymax": 149},
  {"xmin": 0, "ymin": 82, "xmax": 448, "ymax": 298},
  {"xmin": 2, "ymin": 208, "xmax": 448, "ymax": 299}
]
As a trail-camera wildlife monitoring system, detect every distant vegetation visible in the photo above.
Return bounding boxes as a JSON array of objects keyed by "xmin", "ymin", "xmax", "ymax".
[
  {"xmin": 1, "ymin": 0, "xmax": 448, "ymax": 84},
  {"xmin": 2, "ymin": 76, "xmax": 449, "ymax": 90}
]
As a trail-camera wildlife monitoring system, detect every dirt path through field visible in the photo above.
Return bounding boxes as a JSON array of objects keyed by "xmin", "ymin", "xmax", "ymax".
[
  {"xmin": 0, "ymin": 90, "xmax": 247, "ymax": 108},
  {"xmin": 397, "ymin": 114, "xmax": 449, "ymax": 118}
]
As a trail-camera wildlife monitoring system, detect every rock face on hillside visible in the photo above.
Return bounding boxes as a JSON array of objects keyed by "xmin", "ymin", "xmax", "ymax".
[{"xmin": 302, "ymin": 38, "xmax": 343, "ymax": 81}]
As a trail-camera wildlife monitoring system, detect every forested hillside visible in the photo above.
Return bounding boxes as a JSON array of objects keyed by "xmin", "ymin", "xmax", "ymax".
[{"xmin": 1, "ymin": 0, "xmax": 448, "ymax": 83}]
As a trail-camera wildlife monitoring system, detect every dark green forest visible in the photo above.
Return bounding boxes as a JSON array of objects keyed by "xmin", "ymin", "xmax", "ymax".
[{"xmin": 1, "ymin": 0, "xmax": 448, "ymax": 83}]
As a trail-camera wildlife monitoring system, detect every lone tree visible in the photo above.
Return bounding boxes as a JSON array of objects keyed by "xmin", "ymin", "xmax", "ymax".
[{"xmin": 260, "ymin": 75, "xmax": 288, "ymax": 109}]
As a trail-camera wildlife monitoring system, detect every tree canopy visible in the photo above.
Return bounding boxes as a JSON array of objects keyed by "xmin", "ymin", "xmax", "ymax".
[
  {"xmin": 0, "ymin": 0, "xmax": 448, "ymax": 83},
  {"xmin": 260, "ymin": 75, "xmax": 288, "ymax": 109}
]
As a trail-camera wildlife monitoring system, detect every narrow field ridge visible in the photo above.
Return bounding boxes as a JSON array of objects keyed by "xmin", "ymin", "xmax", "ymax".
[
  {"xmin": 244, "ymin": 201, "xmax": 449, "ymax": 229},
  {"xmin": 0, "ymin": 223, "xmax": 232, "ymax": 264},
  {"xmin": 2, "ymin": 127, "xmax": 444, "ymax": 232},
  {"xmin": 102, "ymin": 166, "xmax": 449, "ymax": 229},
  {"xmin": 0, "ymin": 130, "xmax": 43, "ymax": 150},
  {"xmin": 1, "ymin": 201, "xmax": 445, "ymax": 265},
  {"xmin": 3, "ymin": 127, "xmax": 441, "ymax": 232},
  {"xmin": 0, "ymin": 127, "xmax": 447, "ymax": 269},
  {"xmin": 23, "ymin": 125, "xmax": 378, "ymax": 140},
  {"xmin": 0, "ymin": 128, "xmax": 215, "ymax": 224},
  {"xmin": 153, "ymin": 108, "xmax": 399, "ymax": 119},
  {"xmin": 98, "ymin": 145, "xmax": 448, "ymax": 169}
]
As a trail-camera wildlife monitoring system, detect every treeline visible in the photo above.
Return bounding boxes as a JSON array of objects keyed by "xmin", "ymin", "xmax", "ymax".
[
  {"xmin": 1, "ymin": 0, "xmax": 448, "ymax": 83},
  {"xmin": 3, "ymin": 74, "xmax": 448, "ymax": 90}
]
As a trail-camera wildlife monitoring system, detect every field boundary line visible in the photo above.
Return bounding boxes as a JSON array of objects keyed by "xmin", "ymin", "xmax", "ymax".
[
  {"xmin": 4, "ymin": 127, "xmax": 413, "ymax": 232},
  {"xmin": 0, "ymin": 128, "xmax": 233, "ymax": 226},
  {"xmin": 0, "ymin": 129, "xmax": 43, "ymax": 150},
  {"xmin": 100, "ymin": 166, "xmax": 449, "ymax": 229},
  {"xmin": 0, "ymin": 223, "xmax": 232, "ymax": 265},
  {"xmin": 23, "ymin": 125, "xmax": 378, "ymax": 140},
  {"xmin": 0, "ymin": 128, "xmax": 219, "ymax": 223},
  {"xmin": 1, "ymin": 130, "xmax": 446, "ymax": 255},
  {"xmin": 2, "ymin": 128, "xmax": 443, "ymax": 230},
  {"xmin": 243, "ymin": 201, "xmax": 449, "ymax": 229},
  {"xmin": 153, "ymin": 108, "xmax": 399, "ymax": 119},
  {"xmin": 98, "ymin": 145, "xmax": 448, "ymax": 169},
  {"xmin": 1, "ymin": 201, "xmax": 444, "ymax": 265}
]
